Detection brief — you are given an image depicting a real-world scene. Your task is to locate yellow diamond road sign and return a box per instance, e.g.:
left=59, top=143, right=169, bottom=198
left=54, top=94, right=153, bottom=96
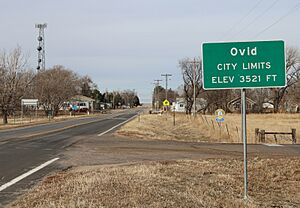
left=163, top=99, right=170, bottom=106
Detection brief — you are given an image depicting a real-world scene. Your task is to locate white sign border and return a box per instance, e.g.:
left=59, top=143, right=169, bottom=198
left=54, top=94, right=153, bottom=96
left=201, top=39, right=287, bottom=90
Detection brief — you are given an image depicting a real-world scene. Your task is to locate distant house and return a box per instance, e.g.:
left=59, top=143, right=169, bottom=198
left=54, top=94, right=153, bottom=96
left=196, top=98, right=208, bottom=111
left=95, top=102, right=113, bottom=110
left=227, top=97, right=256, bottom=112
left=262, top=102, right=274, bottom=109
left=172, top=98, right=186, bottom=112
left=171, top=98, right=207, bottom=113
left=69, top=95, right=95, bottom=112
left=284, top=102, right=299, bottom=113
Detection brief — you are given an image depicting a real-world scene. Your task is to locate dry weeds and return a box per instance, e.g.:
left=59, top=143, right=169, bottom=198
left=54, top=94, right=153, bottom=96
left=117, top=113, right=300, bottom=144
left=10, top=157, right=300, bottom=208
left=0, top=109, right=124, bottom=130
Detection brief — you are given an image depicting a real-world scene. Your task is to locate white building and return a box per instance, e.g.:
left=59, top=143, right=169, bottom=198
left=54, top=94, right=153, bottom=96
left=171, top=98, right=207, bottom=113
left=172, top=99, right=186, bottom=112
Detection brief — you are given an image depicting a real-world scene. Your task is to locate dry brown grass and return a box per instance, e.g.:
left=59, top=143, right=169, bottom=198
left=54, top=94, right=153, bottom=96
left=117, top=113, right=300, bottom=144
left=0, top=110, right=121, bottom=130
left=10, top=157, right=300, bottom=208
left=0, top=114, right=90, bottom=130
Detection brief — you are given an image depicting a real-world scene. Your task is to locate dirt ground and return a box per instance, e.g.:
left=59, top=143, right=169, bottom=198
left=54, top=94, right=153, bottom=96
left=9, top=157, right=300, bottom=208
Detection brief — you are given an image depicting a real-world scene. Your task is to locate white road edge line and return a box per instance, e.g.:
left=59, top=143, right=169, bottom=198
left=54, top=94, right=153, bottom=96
left=0, top=157, right=59, bottom=192
left=98, top=115, right=138, bottom=137
left=262, top=144, right=283, bottom=147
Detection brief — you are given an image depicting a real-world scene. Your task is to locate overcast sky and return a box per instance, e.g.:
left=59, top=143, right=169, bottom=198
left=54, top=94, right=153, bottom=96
left=1, top=0, right=300, bottom=102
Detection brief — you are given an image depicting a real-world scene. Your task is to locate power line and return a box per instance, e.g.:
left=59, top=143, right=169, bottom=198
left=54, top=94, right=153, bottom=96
left=231, top=0, right=280, bottom=39
left=221, top=0, right=264, bottom=40
left=253, top=1, right=300, bottom=38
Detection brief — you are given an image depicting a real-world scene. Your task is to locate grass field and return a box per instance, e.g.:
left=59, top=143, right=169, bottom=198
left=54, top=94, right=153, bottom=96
left=117, top=113, right=300, bottom=144
left=10, top=157, right=300, bottom=208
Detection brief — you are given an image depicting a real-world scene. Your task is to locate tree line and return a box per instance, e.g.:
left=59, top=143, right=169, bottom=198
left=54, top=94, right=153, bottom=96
left=0, top=47, right=140, bottom=124
left=177, top=46, right=300, bottom=114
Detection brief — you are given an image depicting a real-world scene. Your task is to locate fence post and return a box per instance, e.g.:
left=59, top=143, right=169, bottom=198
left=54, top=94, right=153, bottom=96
left=255, top=128, right=260, bottom=143
left=260, top=130, right=265, bottom=143
left=274, top=135, right=278, bottom=144
left=204, top=116, right=209, bottom=125
left=292, top=128, right=296, bottom=144
left=211, top=120, right=215, bottom=130
left=218, top=122, right=222, bottom=138
left=225, top=124, right=230, bottom=137
left=236, top=126, right=240, bottom=142
left=173, top=111, right=175, bottom=126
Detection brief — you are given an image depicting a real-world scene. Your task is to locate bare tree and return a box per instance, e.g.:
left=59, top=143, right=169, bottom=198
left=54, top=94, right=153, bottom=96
left=103, top=90, right=141, bottom=108
left=269, top=47, right=300, bottom=112
left=202, top=89, right=236, bottom=113
left=79, top=75, right=96, bottom=97
left=152, top=85, right=163, bottom=110
left=179, top=57, right=202, bottom=114
left=152, top=86, right=177, bottom=109
left=0, top=47, right=34, bottom=124
left=34, top=65, right=79, bottom=116
left=121, top=90, right=136, bottom=108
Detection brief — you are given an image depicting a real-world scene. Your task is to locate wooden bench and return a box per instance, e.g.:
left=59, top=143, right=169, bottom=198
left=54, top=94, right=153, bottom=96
left=255, top=128, right=296, bottom=144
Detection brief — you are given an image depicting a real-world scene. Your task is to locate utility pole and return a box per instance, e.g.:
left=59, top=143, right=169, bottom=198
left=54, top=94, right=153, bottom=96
left=153, top=79, right=162, bottom=111
left=187, top=58, right=200, bottom=117
left=161, top=74, right=172, bottom=101
left=35, top=23, right=47, bottom=71
left=112, top=91, right=115, bottom=109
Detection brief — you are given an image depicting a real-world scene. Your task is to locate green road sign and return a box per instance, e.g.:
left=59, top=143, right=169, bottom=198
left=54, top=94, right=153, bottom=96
left=202, top=40, right=286, bottom=89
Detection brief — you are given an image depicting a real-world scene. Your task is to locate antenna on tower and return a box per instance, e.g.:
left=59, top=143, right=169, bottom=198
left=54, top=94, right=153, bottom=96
left=35, top=23, right=47, bottom=71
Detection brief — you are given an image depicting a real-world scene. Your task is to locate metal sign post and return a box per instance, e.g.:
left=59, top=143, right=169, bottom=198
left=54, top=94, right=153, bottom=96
left=172, top=105, right=176, bottom=126
left=21, top=99, right=38, bottom=124
left=241, top=88, right=248, bottom=199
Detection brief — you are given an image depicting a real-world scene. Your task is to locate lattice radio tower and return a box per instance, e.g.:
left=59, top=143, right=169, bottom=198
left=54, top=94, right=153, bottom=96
left=35, top=23, right=47, bottom=71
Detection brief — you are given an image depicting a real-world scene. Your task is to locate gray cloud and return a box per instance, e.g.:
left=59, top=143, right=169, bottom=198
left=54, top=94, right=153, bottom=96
left=1, top=0, right=299, bottom=102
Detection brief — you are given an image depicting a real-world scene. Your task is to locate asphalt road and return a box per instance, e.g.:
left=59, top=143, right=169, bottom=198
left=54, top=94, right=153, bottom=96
left=0, top=108, right=299, bottom=207
left=0, top=111, right=130, bottom=141
left=0, top=109, right=140, bottom=206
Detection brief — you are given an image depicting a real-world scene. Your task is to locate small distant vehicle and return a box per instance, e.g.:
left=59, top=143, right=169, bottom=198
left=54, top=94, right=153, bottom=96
left=69, top=102, right=90, bottom=112
left=78, top=102, right=90, bottom=112
left=149, top=109, right=163, bottom=114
